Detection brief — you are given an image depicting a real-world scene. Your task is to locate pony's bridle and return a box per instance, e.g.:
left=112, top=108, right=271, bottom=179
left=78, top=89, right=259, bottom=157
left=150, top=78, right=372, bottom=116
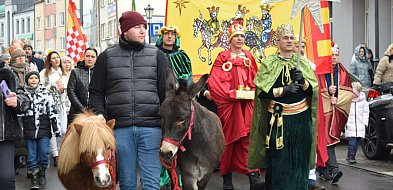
left=89, top=148, right=114, bottom=169
left=162, top=102, right=195, bottom=152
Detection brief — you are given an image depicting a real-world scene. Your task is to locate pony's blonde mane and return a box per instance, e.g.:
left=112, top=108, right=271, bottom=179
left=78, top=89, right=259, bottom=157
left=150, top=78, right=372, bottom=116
left=57, top=111, right=115, bottom=174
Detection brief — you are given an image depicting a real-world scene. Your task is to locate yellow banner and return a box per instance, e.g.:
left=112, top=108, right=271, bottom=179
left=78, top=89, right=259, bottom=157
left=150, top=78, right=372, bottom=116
left=166, top=1, right=301, bottom=76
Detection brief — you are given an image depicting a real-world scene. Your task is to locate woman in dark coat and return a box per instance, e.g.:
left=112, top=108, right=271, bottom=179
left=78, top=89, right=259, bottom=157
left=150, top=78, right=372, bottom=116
left=0, top=60, right=30, bottom=189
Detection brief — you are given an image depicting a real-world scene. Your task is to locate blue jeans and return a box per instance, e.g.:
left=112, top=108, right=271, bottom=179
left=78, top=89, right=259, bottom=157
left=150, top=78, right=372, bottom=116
left=25, top=136, right=50, bottom=172
left=348, top=137, right=361, bottom=155
left=115, top=126, right=162, bottom=190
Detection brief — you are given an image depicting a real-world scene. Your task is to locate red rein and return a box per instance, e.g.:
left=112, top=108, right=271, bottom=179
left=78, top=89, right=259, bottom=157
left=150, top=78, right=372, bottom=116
left=160, top=103, right=195, bottom=190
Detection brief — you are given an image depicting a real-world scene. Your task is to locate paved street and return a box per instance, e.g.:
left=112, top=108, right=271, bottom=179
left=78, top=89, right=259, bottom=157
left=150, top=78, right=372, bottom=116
left=16, top=143, right=393, bottom=190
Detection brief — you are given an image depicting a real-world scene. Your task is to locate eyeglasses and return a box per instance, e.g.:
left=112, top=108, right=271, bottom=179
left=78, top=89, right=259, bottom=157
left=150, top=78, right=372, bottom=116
left=280, top=36, right=295, bottom=41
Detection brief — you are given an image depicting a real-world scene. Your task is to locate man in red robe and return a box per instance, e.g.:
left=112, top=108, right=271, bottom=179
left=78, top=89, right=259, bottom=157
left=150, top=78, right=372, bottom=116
left=316, top=42, right=352, bottom=183
left=208, top=23, right=263, bottom=190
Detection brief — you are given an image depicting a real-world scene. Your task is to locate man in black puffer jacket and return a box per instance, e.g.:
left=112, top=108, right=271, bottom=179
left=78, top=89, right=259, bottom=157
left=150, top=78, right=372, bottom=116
left=0, top=60, right=30, bottom=189
left=89, top=11, right=170, bottom=190
left=67, top=47, right=97, bottom=124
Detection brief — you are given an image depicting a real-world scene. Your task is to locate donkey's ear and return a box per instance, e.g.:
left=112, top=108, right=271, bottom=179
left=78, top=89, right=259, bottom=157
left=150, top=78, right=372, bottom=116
left=106, top=119, right=115, bottom=129
left=166, top=68, right=177, bottom=91
left=74, top=123, right=83, bottom=136
left=188, top=74, right=209, bottom=98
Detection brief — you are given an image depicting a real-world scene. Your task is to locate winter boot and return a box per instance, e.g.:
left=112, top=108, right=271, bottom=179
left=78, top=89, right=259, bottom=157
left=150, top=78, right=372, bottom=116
left=222, top=173, right=234, bottom=190
left=346, top=152, right=356, bottom=164
left=38, top=168, right=47, bottom=188
left=14, top=156, right=20, bottom=176
left=29, top=168, right=40, bottom=190
left=317, top=167, right=331, bottom=181
left=248, top=171, right=265, bottom=190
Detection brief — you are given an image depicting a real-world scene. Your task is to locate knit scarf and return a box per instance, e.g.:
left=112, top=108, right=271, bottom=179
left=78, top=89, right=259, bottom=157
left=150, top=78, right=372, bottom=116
left=10, top=62, right=30, bottom=86
left=25, top=85, right=38, bottom=94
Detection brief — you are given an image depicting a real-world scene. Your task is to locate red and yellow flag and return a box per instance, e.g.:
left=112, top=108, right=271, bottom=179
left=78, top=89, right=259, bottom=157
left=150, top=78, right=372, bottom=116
left=66, top=0, right=89, bottom=63
left=304, top=1, right=332, bottom=74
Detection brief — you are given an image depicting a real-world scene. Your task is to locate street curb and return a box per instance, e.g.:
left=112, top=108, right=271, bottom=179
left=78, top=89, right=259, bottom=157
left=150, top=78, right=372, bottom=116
left=338, top=162, right=393, bottom=177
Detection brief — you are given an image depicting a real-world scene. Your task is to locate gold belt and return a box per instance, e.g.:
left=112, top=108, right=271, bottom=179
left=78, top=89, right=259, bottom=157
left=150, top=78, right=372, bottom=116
left=268, top=99, right=309, bottom=115
left=266, top=99, right=309, bottom=150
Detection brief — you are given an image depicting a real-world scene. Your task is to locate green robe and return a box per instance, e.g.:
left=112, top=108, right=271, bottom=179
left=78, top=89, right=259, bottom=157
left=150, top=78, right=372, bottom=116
left=248, top=53, right=318, bottom=187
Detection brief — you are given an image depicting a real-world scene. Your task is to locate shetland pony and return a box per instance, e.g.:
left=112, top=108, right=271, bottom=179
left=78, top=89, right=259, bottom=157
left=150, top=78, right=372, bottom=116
left=57, top=111, right=116, bottom=190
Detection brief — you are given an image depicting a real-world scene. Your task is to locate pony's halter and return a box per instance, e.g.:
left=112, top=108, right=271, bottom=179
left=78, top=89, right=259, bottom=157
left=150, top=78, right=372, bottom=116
left=89, top=148, right=114, bottom=169
left=162, top=102, right=195, bottom=152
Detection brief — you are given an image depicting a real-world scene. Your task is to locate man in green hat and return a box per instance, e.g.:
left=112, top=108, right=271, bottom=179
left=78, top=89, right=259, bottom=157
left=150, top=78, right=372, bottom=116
left=156, top=25, right=193, bottom=85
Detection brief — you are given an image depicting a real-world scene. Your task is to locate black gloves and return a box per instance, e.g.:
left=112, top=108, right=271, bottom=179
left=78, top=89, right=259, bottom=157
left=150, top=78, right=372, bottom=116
left=282, top=83, right=302, bottom=96
left=293, top=70, right=305, bottom=85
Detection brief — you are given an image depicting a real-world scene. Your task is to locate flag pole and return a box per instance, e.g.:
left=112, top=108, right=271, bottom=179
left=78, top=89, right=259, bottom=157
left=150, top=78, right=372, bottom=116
left=296, top=7, right=304, bottom=70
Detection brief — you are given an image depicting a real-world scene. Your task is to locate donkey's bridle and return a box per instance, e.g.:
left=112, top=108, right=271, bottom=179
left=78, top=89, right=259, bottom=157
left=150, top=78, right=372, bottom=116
left=162, top=102, right=195, bottom=152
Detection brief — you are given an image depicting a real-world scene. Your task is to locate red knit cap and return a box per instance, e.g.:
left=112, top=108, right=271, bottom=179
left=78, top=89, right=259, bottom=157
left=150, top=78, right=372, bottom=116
left=119, top=11, right=147, bottom=33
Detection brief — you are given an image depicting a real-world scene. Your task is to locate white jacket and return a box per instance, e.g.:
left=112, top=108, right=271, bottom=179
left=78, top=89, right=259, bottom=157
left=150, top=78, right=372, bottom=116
left=345, top=92, right=370, bottom=138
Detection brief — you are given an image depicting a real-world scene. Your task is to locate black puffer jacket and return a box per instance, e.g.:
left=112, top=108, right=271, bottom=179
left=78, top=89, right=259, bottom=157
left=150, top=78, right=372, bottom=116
left=67, top=61, right=93, bottom=117
left=0, top=61, right=30, bottom=142
left=89, top=35, right=170, bottom=128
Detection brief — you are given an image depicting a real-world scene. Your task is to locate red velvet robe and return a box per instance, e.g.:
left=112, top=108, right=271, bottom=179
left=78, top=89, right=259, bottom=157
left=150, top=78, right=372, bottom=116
left=208, top=49, right=258, bottom=175
left=316, top=63, right=352, bottom=167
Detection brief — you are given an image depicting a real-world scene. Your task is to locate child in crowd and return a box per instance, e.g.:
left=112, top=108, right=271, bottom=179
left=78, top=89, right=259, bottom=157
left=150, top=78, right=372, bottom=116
left=345, top=82, right=369, bottom=164
left=20, top=71, right=61, bottom=189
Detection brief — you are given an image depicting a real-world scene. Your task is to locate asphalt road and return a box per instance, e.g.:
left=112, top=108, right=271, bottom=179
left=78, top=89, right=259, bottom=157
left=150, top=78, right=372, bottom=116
left=16, top=143, right=393, bottom=190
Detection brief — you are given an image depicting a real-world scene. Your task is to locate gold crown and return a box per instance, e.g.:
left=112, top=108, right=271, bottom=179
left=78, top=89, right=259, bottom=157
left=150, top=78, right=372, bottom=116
left=207, top=6, right=220, bottom=13
left=229, top=23, right=245, bottom=40
left=237, top=4, right=250, bottom=15
left=259, top=5, right=272, bottom=12
left=158, top=25, right=181, bottom=38
left=276, top=24, right=294, bottom=39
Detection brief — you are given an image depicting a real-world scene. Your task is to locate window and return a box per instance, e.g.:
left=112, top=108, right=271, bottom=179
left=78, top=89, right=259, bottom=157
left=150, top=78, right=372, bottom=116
left=27, top=17, right=30, bottom=33
left=16, top=19, right=20, bottom=34
left=53, top=15, right=57, bottom=27
left=60, top=37, right=66, bottom=50
left=108, top=20, right=113, bottom=38
left=101, top=23, right=105, bottom=40
left=21, top=18, right=25, bottom=33
left=46, top=16, right=51, bottom=29
left=37, top=40, right=43, bottom=51
left=46, top=39, right=51, bottom=48
left=59, top=12, right=65, bottom=26
left=1, top=22, right=4, bottom=37
left=37, top=17, right=42, bottom=30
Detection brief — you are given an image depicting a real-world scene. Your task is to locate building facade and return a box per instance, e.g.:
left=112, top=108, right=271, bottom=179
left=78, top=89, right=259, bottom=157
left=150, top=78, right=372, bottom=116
left=0, top=0, right=35, bottom=54
left=34, top=0, right=67, bottom=55
left=332, top=0, right=393, bottom=68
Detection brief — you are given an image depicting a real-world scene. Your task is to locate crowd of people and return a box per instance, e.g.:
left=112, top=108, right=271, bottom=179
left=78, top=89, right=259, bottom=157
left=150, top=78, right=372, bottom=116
left=1, top=10, right=393, bottom=190
left=0, top=39, right=98, bottom=189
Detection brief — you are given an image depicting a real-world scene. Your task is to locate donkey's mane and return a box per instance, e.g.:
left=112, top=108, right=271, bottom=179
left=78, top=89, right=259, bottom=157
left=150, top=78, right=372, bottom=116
left=57, top=111, right=115, bottom=174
